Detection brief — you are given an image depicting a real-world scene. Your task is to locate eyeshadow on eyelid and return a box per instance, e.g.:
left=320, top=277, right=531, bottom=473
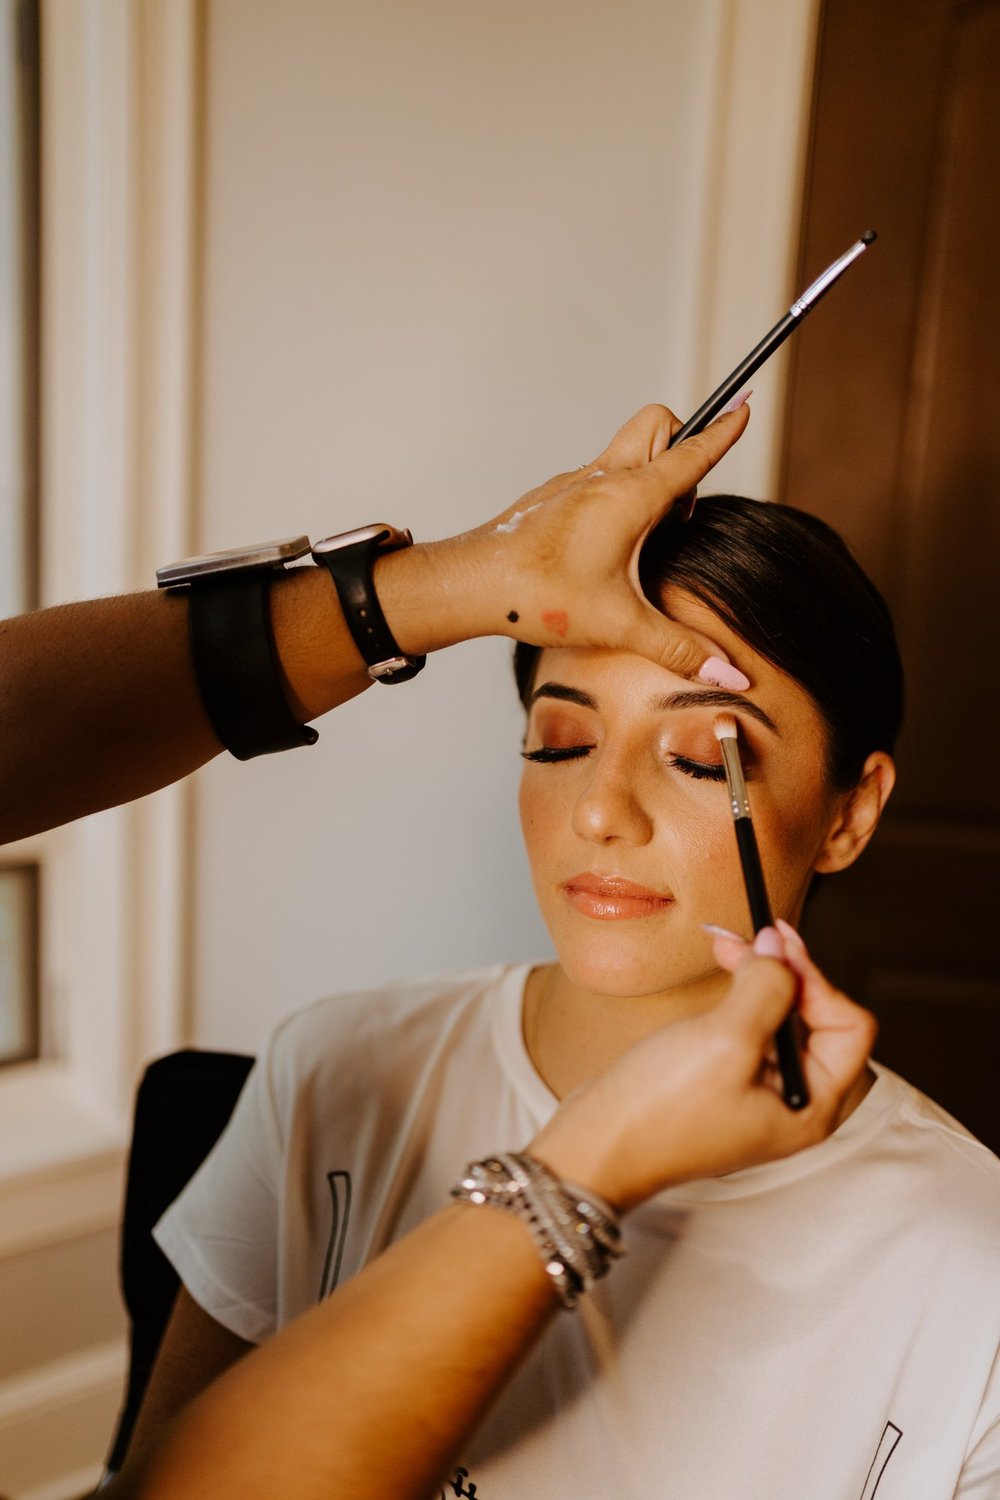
left=532, top=706, right=589, bottom=733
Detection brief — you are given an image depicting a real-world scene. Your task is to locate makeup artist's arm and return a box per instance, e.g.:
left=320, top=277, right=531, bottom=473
left=0, top=403, right=748, bottom=844
left=109, top=934, right=874, bottom=1500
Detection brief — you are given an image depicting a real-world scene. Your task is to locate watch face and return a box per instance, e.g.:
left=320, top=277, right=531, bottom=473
left=156, top=536, right=311, bottom=587
left=311, top=524, right=401, bottom=556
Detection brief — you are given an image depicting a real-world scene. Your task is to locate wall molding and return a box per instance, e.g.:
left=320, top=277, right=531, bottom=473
left=0, top=1135, right=123, bottom=1258
left=693, top=0, right=822, bottom=501
left=0, top=0, right=199, bottom=1248
left=0, top=1339, right=126, bottom=1500
left=2, top=1, right=200, bottom=1488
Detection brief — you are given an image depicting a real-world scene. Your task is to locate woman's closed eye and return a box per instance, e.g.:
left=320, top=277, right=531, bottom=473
left=521, top=744, right=594, bottom=764
left=520, top=745, right=731, bottom=782
left=665, top=753, right=727, bottom=782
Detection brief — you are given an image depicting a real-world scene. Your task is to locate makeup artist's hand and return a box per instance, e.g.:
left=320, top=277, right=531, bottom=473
left=376, top=401, right=752, bottom=691
left=0, top=402, right=749, bottom=842
left=529, top=925, right=876, bottom=1213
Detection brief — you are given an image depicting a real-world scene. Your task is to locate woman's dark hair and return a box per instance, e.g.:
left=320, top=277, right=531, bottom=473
left=513, top=496, right=904, bottom=790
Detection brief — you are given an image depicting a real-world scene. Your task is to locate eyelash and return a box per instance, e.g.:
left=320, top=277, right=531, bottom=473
left=520, top=746, right=727, bottom=782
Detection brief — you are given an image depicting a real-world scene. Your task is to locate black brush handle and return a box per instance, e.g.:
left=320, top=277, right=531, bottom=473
left=668, top=313, right=797, bottom=447
left=734, top=819, right=809, bottom=1112
left=734, top=818, right=773, bottom=931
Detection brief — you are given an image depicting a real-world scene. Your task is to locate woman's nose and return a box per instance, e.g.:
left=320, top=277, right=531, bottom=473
left=571, top=759, right=654, bottom=846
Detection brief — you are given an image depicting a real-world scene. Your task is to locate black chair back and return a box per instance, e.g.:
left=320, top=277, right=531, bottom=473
left=105, top=1048, right=254, bottom=1474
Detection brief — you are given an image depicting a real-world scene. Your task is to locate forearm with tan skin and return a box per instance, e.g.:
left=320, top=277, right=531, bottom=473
left=108, top=934, right=875, bottom=1500
left=0, top=403, right=749, bottom=844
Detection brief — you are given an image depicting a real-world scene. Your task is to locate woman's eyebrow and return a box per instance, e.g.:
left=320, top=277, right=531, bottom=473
left=529, top=682, right=597, bottom=710
left=528, top=681, right=777, bottom=736
left=652, top=688, right=780, bottom=736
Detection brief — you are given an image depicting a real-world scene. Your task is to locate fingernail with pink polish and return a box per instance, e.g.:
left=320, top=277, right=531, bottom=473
left=698, top=657, right=751, bottom=691
left=721, top=387, right=753, bottom=414
left=701, top=922, right=749, bottom=944
left=752, top=927, right=785, bottom=960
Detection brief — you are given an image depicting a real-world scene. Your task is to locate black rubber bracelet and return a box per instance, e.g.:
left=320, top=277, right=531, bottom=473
left=313, top=537, right=426, bottom=683
left=187, top=572, right=318, bottom=760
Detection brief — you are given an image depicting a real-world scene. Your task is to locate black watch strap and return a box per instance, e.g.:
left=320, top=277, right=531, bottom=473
left=187, top=573, right=318, bottom=760
left=313, top=530, right=426, bottom=684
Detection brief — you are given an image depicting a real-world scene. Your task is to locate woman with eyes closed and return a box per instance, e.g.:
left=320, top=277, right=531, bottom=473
left=130, top=495, right=1000, bottom=1500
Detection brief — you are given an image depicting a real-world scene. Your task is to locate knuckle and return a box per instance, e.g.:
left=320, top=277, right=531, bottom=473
left=676, top=431, right=710, bottom=463
left=655, top=633, right=699, bottom=676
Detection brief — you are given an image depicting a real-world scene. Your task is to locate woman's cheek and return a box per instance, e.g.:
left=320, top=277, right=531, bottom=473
left=518, top=772, right=565, bottom=852
left=752, top=792, right=834, bottom=911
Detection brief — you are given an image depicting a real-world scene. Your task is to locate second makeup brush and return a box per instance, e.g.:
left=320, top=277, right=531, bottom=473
left=712, top=713, right=809, bottom=1111
left=668, top=230, right=876, bottom=447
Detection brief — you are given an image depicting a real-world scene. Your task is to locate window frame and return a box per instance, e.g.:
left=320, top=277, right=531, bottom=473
left=0, top=0, right=198, bottom=1254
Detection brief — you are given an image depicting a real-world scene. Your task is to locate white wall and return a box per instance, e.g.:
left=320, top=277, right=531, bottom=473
left=190, top=0, right=820, bottom=1050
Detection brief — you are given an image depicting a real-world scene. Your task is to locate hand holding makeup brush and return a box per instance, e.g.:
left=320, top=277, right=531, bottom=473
left=709, top=920, right=877, bottom=1129
left=531, top=927, right=877, bottom=1213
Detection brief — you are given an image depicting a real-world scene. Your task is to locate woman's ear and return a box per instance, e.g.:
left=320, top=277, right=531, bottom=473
left=814, top=752, right=896, bottom=875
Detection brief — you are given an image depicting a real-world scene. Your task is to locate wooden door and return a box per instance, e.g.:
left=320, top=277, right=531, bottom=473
left=781, top=0, right=1000, bottom=1148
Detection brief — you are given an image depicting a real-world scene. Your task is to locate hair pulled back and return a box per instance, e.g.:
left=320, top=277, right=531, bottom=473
left=513, top=496, right=904, bottom=790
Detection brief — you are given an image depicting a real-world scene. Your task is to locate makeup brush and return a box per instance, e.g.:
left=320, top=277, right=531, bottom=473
left=712, top=713, right=809, bottom=1111
left=668, top=231, right=877, bottom=448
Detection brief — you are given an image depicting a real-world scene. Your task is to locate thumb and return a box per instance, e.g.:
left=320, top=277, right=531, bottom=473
left=620, top=596, right=752, bottom=690
left=594, top=403, right=680, bottom=471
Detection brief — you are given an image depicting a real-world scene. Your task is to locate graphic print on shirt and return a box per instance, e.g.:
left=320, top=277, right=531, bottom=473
left=858, top=1422, right=902, bottom=1500
left=318, top=1169, right=352, bottom=1298
left=440, top=1466, right=479, bottom=1497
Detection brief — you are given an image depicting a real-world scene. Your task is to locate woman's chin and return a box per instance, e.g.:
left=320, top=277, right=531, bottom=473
left=556, top=948, right=712, bottom=1001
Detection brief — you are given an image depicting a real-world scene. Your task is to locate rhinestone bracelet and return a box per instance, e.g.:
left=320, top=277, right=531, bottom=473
left=450, top=1152, right=625, bottom=1309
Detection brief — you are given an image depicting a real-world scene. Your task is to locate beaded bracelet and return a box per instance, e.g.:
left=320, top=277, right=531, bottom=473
left=450, top=1152, right=625, bottom=1309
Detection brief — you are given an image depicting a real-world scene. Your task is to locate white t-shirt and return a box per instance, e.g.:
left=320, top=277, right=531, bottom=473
left=155, top=964, right=1000, bottom=1498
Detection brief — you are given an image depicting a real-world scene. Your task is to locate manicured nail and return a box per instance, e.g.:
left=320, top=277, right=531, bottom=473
left=721, top=387, right=753, bottom=414
left=753, top=926, right=785, bottom=960
left=698, top=656, right=751, bottom=691
left=701, top=922, right=749, bottom=944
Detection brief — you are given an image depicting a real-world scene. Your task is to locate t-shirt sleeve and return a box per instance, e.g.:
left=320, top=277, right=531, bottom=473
left=153, top=1039, right=285, bottom=1345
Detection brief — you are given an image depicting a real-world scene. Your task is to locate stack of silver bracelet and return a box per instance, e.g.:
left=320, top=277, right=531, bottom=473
left=450, top=1152, right=625, bottom=1309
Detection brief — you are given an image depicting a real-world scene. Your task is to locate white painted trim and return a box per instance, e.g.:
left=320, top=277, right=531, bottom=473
left=129, top=0, right=199, bottom=1064
left=0, top=0, right=35, bottom=619
left=694, top=0, right=822, bottom=500
left=0, top=0, right=199, bottom=1198
left=16, top=1466, right=109, bottom=1500
left=0, top=1338, right=125, bottom=1425
left=0, top=1090, right=123, bottom=1255
left=0, top=1339, right=126, bottom=1500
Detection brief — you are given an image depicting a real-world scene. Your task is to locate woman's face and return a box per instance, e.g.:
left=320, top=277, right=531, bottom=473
left=518, top=588, right=848, bottom=999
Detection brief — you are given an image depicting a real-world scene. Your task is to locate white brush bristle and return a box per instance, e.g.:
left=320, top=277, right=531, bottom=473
left=713, top=712, right=738, bottom=742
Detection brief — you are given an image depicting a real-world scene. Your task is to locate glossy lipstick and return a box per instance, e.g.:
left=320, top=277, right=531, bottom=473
left=562, top=874, right=674, bottom=921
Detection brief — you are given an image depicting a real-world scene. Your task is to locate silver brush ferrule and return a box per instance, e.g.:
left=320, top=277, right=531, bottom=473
left=719, top=735, right=751, bottom=820
left=790, top=237, right=869, bottom=317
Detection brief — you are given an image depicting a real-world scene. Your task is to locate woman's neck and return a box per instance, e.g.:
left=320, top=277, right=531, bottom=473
left=524, top=961, right=877, bottom=1128
left=523, top=962, right=729, bottom=1102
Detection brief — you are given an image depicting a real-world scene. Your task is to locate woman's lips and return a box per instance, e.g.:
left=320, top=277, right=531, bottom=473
left=562, top=873, right=674, bottom=921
